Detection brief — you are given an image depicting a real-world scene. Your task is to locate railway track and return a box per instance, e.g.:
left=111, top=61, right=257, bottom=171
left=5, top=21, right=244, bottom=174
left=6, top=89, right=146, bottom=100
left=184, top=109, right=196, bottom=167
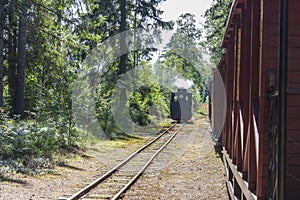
left=58, top=123, right=184, bottom=200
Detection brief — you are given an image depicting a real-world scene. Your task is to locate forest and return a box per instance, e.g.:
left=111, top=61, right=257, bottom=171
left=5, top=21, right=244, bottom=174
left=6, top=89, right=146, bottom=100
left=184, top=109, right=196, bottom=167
left=0, top=0, right=232, bottom=173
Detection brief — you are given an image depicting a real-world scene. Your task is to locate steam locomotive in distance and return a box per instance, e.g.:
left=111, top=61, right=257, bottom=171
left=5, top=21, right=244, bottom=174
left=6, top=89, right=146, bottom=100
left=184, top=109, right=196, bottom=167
left=170, top=88, right=192, bottom=122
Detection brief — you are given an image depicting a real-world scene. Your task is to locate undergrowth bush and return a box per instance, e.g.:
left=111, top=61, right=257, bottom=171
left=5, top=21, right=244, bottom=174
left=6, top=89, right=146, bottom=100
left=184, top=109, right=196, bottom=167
left=0, top=110, right=79, bottom=174
left=129, top=85, right=170, bottom=126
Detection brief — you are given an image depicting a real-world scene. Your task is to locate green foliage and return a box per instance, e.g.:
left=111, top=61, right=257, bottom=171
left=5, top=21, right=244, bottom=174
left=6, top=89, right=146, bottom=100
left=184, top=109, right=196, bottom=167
left=161, top=14, right=205, bottom=91
left=78, top=0, right=173, bottom=138
left=0, top=0, right=83, bottom=172
left=203, top=0, right=233, bottom=65
left=128, top=62, right=170, bottom=126
left=0, top=110, right=75, bottom=173
left=129, top=84, right=169, bottom=126
left=156, top=13, right=215, bottom=114
left=0, top=0, right=175, bottom=173
left=190, top=85, right=201, bottom=112
left=93, top=60, right=171, bottom=138
left=95, top=67, right=119, bottom=139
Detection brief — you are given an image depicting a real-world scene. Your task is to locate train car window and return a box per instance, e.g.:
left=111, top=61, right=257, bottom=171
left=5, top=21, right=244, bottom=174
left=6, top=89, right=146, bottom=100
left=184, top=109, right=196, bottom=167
left=186, top=96, right=188, bottom=101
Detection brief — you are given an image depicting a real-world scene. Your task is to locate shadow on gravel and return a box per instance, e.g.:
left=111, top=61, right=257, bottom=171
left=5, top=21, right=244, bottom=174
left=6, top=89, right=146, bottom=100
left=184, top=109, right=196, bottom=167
left=0, top=174, right=28, bottom=185
left=57, top=163, right=84, bottom=171
left=213, top=137, right=223, bottom=161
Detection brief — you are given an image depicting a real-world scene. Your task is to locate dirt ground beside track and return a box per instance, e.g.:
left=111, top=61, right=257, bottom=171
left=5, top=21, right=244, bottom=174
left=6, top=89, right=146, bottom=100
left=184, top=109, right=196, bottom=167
left=0, top=117, right=228, bottom=200
left=123, top=117, right=228, bottom=200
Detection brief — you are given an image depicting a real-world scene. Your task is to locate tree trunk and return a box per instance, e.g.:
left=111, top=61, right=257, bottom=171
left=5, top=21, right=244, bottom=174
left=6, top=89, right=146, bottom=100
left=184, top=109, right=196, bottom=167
left=118, top=0, right=128, bottom=104
left=8, top=0, right=17, bottom=112
left=119, top=0, right=127, bottom=76
left=15, top=0, right=27, bottom=117
left=0, top=0, right=5, bottom=107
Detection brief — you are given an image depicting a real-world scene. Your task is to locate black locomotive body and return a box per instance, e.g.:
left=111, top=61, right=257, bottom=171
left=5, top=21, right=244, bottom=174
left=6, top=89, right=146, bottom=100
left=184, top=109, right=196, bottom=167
left=170, top=89, right=192, bottom=121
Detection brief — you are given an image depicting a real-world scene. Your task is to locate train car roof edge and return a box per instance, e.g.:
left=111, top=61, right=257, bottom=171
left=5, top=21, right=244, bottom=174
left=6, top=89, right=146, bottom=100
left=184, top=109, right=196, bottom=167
left=221, top=0, right=241, bottom=48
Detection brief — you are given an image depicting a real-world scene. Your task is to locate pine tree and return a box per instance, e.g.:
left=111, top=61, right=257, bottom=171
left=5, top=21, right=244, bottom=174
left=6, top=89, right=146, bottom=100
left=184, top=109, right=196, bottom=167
left=203, top=0, right=232, bottom=65
left=0, top=0, right=5, bottom=107
left=14, top=0, right=28, bottom=117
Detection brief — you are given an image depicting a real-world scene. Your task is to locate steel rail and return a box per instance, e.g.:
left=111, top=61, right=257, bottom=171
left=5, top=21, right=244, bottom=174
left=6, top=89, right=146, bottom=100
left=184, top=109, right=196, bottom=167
left=63, top=123, right=178, bottom=200
left=111, top=123, right=184, bottom=200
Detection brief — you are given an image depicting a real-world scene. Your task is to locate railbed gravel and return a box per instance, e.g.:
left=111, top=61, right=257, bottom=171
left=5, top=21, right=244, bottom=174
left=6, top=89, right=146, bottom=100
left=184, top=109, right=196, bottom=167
left=0, top=117, right=228, bottom=200
left=123, top=118, right=228, bottom=200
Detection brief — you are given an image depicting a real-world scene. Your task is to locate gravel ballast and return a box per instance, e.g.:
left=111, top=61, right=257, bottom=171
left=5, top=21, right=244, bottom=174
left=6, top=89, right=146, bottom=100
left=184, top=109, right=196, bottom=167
left=0, top=117, right=228, bottom=200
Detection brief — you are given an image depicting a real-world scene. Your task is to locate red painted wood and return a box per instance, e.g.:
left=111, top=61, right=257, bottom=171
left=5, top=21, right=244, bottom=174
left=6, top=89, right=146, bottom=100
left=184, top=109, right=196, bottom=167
left=216, top=0, right=300, bottom=199
left=286, top=155, right=300, bottom=165
left=266, top=36, right=300, bottom=47
left=286, top=166, right=300, bottom=179
left=240, top=0, right=252, bottom=177
left=257, top=0, right=279, bottom=198
left=287, top=119, right=300, bottom=130
left=287, top=107, right=300, bottom=119
left=286, top=0, right=300, bottom=198
left=248, top=0, right=260, bottom=192
left=287, top=96, right=300, bottom=106
left=286, top=142, right=300, bottom=154
left=286, top=189, right=300, bottom=200
left=227, top=28, right=235, bottom=157
left=288, top=130, right=300, bottom=140
left=289, top=25, right=300, bottom=36
left=288, top=71, right=300, bottom=83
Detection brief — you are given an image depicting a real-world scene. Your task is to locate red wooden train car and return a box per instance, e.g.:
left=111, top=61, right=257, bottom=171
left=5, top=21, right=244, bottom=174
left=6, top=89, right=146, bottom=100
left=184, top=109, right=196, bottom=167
left=211, top=0, right=300, bottom=199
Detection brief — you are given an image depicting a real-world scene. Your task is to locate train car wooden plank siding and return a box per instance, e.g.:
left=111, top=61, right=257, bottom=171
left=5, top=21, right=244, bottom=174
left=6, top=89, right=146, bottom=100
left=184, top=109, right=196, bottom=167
left=211, top=0, right=300, bottom=199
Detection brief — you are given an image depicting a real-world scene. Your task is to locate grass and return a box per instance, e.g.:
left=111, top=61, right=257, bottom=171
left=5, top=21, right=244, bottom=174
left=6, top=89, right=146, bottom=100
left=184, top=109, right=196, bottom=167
left=87, top=136, right=148, bottom=151
left=0, top=118, right=172, bottom=179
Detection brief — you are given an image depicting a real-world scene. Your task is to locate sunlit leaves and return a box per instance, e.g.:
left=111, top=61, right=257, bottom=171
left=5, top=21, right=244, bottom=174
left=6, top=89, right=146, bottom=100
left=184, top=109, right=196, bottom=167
left=203, top=0, right=232, bottom=65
